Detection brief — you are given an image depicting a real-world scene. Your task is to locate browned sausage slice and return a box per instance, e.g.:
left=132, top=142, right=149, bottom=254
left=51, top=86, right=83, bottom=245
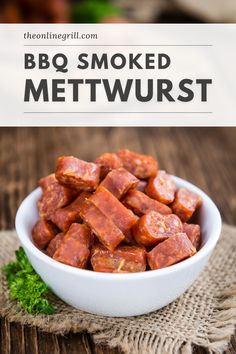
left=95, top=152, right=123, bottom=178
left=147, top=233, right=196, bottom=270
left=145, top=170, right=176, bottom=204
left=53, top=223, right=92, bottom=268
left=46, top=232, right=64, bottom=257
left=39, top=173, right=57, bottom=191
left=38, top=174, right=77, bottom=220
left=32, top=218, right=58, bottom=249
left=117, top=149, right=158, bottom=179
left=171, top=188, right=202, bottom=222
left=101, top=168, right=139, bottom=199
left=91, top=243, right=146, bottom=273
left=183, top=223, right=201, bottom=250
left=56, top=156, right=100, bottom=191
left=80, top=200, right=125, bottom=251
left=51, top=192, right=91, bottom=232
left=123, top=189, right=172, bottom=216
left=90, top=186, right=137, bottom=237
left=133, top=211, right=183, bottom=247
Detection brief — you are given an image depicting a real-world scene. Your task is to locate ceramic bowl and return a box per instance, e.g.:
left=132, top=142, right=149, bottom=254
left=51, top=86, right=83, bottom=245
left=15, top=176, right=221, bottom=317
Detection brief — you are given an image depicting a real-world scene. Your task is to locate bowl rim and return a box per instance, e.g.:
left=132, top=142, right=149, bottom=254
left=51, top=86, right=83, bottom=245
left=15, top=175, right=222, bottom=281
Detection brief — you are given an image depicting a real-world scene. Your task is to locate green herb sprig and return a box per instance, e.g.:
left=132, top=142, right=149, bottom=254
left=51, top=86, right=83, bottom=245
left=3, top=247, right=55, bottom=315
left=72, top=0, right=121, bottom=23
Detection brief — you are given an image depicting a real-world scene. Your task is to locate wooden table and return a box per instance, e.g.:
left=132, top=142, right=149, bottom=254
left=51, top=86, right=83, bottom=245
left=0, top=127, right=235, bottom=354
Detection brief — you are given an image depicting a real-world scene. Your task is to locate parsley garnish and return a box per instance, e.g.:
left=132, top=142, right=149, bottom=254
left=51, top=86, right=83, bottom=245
left=2, top=247, right=55, bottom=315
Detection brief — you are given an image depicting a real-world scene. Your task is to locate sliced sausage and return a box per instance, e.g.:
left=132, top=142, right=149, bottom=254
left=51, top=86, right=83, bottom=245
left=56, top=156, right=100, bottom=191
left=171, top=188, right=202, bottom=222
left=117, top=149, right=158, bottom=179
left=183, top=223, right=201, bottom=250
left=147, top=233, right=196, bottom=270
left=133, top=211, right=183, bottom=247
left=51, top=192, right=91, bottom=232
left=80, top=200, right=125, bottom=251
left=38, top=174, right=77, bottom=220
left=123, top=189, right=172, bottom=216
left=91, top=243, right=146, bottom=273
left=145, top=170, right=176, bottom=204
left=53, top=223, right=92, bottom=268
left=95, top=152, right=123, bottom=178
left=89, top=186, right=137, bottom=238
left=39, top=173, right=57, bottom=191
left=32, top=218, right=58, bottom=249
left=46, top=232, right=64, bottom=257
left=122, top=210, right=139, bottom=244
left=101, top=167, right=139, bottom=199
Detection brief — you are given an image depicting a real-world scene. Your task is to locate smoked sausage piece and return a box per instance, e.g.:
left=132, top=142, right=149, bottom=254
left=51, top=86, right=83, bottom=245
left=133, top=211, right=183, bottom=247
left=147, top=233, right=196, bottom=270
left=89, top=186, right=137, bottom=237
left=117, top=149, right=158, bottom=179
left=46, top=232, right=64, bottom=257
left=91, top=243, right=146, bottom=273
left=51, top=192, right=91, bottom=232
left=183, top=223, right=201, bottom=250
left=123, top=210, right=139, bottom=244
left=145, top=170, right=176, bottom=204
left=38, top=174, right=77, bottom=220
left=171, top=188, right=202, bottom=222
left=39, top=173, right=57, bottom=191
left=32, top=218, right=58, bottom=249
left=56, top=156, right=100, bottom=191
left=101, top=167, right=139, bottom=199
left=123, top=189, right=172, bottom=216
left=95, top=152, right=123, bottom=178
left=53, top=223, right=92, bottom=268
left=80, top=200, right=125, bottom=251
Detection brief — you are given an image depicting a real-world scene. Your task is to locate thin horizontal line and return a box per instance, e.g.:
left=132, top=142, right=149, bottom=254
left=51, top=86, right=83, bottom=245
left=23, top=111, right=213, bottom=114
left=23, top=44, right=213, bottom=47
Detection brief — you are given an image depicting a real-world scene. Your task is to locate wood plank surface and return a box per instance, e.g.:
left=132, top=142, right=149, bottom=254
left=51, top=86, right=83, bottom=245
left=0, top=127, right=235, bottom=354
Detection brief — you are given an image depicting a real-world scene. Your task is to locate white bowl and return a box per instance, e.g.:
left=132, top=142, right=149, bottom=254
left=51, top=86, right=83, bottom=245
left=15, top=176, right=221, bottom=317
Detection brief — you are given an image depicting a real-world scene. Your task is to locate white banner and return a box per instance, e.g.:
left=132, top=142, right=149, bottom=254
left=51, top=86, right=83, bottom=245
left=0, top=24, right=235, bottom=126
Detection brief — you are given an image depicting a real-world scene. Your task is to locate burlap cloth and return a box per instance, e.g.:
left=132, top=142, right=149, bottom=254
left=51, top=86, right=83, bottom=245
left=0, top=224, right=236, bottom=354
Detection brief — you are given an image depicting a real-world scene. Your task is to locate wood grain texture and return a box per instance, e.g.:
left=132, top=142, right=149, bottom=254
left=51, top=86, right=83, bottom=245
left=0, top=127, right=235, bottom=354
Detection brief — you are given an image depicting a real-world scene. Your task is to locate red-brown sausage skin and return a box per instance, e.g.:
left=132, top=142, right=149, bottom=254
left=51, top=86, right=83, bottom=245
left=53, top=223, right=92, bottom=268
left=117, top=149, right=158, bottom=179
left=123, top=210, right=139, bottom=244
left=133, top=211, right=183, bottom=247
left=56, top=156, right=100, bottom=191
left=38, top=174, right=77, bottom=220
left=171, top=188, right=202, bottom=222
left=95, top=153, right=123, bottom=178
left=147, top=233, right=196, bottom=270
left=80, top=200, right=125, bottom=251
left=183, top=223, right=201, bottom=250
left=145, top=170, right=176, bottom=204
left=123, top=189, right=172, bottom=216
left=39, top=173, right=57, bottom=191
left=51, top=192, right=91, bottom=232
left=46, top=232, right=64, bottom=257
left=91, top=243, right=146, bottom=273
left=89, top=186, right=137, bottom=237
left=32, top=218, right=58, bottom=249
left=101, top=168, right=139, bottom=199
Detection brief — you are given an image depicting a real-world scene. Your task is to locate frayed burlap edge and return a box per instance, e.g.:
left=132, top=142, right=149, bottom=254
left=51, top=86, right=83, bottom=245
left=91, top=284, right=236, bottom=354
left=0, top=224, right=236, bottom=354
